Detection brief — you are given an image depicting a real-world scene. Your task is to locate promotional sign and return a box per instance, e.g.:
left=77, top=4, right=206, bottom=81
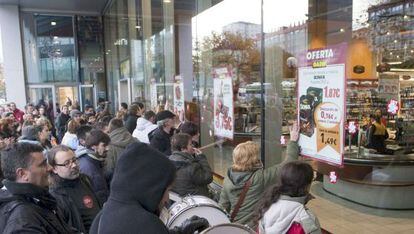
left=378, top=74, right=399, bottom=100
left=213, top=67, right=234, bottom=139
left=297, top=44, right=346, bottom=166
left=150, top=79, right=157, bottom=109
left=173, top=75, right=185, bottom=121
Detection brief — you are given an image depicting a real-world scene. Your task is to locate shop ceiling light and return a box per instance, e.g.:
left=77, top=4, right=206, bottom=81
left=51, top=21, right=56, bottom=26
left=164, top=0, right=171, bottom=3
left=339, top=28, right=345, bottom=32
left=135, top=25, right=141, bottom=29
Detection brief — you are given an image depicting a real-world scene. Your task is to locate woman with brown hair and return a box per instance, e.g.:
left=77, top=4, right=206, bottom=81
left=255, top=161, right=321, bottom=234
left=219, top=122, right=300, bottom=228
left=61, top=120, right=80, bottom=150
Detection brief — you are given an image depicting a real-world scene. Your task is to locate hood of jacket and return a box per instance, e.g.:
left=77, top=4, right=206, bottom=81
left=0, top=180, right=57, bottom=210
left=75, top=145, right=91, bottom=158
left=227, top=168, right=255, bottom=186
left=135, top=117, right=153, bottom=131
left=169, top=151, right=194, bottom=162
left=109, top=142, right=176, bottom=215
left=17, top=139, right=42, bottom=146
left=260, top=195, right=314, bottom=234
left=75, top=146, right=104, bottom=162
left=109, top=127, right=137, bottom=148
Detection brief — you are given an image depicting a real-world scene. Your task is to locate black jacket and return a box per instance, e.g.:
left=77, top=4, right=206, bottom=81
left=76, top=148, right=109, bottom=205
left=49, top=174, right=102, bottom=233
left=0, top=180, right=76, bottom=233
left=169, top=151, right=213, bottom=197
left=124, top=114, right=139, bottom=134
left=55, top=113, right=70, bottom=141
left=149, top=127, right=174, bottom=155
left=90, top=142, right=176, bottom=234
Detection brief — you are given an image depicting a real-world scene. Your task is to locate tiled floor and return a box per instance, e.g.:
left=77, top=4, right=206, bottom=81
left=308, top=182, right=414, bottom=234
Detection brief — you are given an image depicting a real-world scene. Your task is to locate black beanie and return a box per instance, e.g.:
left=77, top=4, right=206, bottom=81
left=109, top=142, right=176, bottom=214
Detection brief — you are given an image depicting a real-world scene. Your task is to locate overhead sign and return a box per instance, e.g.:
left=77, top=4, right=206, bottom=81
left=298, top=43, right=347, bottom=167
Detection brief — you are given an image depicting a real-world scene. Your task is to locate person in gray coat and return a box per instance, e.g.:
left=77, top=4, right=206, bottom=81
left=105, top=118, right=138, bottom=184
left=169, top=133, right=213, bottom=197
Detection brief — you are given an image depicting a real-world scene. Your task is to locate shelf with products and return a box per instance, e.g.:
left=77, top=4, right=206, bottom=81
left=282, top=79, right=297, bottom=129
left=399, top=85, right=414, bottom=111
left=346, top=79, right=388, bottom=124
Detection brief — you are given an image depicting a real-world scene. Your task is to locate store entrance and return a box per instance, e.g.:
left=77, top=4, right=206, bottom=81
left=79, top=85, right=96, bottom=111
left=28, top=84, right=80, bottom=115
left=118, top=78, right=131, bottom=106
left=28, top=85, right=57, bottom=114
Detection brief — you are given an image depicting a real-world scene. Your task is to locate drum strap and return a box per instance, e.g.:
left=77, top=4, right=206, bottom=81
left=230, top=175, right=253, bottom=222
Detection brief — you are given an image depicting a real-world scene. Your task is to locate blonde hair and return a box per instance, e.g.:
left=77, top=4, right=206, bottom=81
left=232, top=141, right=262, bottom=172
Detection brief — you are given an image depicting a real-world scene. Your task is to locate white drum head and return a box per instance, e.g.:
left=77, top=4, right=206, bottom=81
left=168, top=205, right=230, bottom=228
left=201, top=223, right=255, bottom=234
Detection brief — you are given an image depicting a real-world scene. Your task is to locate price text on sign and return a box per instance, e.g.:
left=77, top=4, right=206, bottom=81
left=324, top=87, right=340, bottom=98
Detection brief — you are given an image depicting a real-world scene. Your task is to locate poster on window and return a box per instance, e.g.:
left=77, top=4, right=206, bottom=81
left=173, top=76, right=185, bottom=121
left=297, top=43, right=347, bottom=166
left=213, top=67, right=234, bottom=139
left=150, top=79, right=157, bottom=110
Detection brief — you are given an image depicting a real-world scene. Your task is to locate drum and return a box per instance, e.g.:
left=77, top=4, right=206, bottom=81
left=200, top=223, right=256, bottom=234
left=169, top=191, right=182, bottom=203
left=166, top=195, right=230, bottom=228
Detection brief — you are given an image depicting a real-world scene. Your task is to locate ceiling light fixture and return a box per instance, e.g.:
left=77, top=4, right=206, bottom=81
left=51, top=21, right=56, bottom=26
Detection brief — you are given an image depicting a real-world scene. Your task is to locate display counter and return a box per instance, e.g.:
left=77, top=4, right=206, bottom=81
left=312, top=149, right=414, bottom=209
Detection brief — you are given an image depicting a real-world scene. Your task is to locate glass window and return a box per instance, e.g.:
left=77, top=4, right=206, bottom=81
left=77, top=16, right=106, bottom=109
left=193, top=0, right=262, bottom=175
left=22, top=14, right=77, bottom=83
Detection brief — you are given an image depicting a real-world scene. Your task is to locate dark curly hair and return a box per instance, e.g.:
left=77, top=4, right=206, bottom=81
left=253, top=161, right=314, bottom=225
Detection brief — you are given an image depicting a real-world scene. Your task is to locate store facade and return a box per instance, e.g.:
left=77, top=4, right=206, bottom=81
left=20, top=13, right=107, bottom=112
left=103, top=0, right=414, bottom=211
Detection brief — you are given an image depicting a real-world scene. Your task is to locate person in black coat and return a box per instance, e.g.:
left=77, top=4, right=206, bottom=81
left=48, top=145, right=102, bottom=233
left=149, top=110, right=176, bottom=155
left=0, top=143, right=75, bottom=233
left=124, top=104, right=142, bottom=134
left=169, top=133, right=213, bottom=197
left=90, top=142, right=209, bottom=234
left=55, top=105, right=71, bottom=143
left=76, top=129, right=111, bottom=204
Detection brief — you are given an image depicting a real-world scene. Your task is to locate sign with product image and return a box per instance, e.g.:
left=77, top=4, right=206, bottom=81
left=173, top=75, right=185, bottom=121
left=297, top=44, right=347, bottom=166
left=150, top=79, right=157, bottom=110
left=213, top=67, right=234, bottom=139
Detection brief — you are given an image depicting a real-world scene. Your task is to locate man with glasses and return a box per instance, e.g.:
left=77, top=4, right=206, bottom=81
left=48, top=145, right=101, bottom=233
left=0, top=143, right=75, bottom=233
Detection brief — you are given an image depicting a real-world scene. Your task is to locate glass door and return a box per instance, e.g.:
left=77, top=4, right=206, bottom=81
left=28, top=85, right=57, bottom=114
left=79, top=84, right=96, bottom=111
left=56, top=86, right=79, bottom=109
left=118, top=78, right=131, bottom=106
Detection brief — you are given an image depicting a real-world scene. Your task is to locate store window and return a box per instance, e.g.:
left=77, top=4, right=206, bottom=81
left=22, top=14, right=77, bottom=83
left=103, top=0, right=414, bottom=231
left=77, top=16, right=106, bottom=109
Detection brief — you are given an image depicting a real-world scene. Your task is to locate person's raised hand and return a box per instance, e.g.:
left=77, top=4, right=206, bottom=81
left=289, top=121, right=299, bottom=142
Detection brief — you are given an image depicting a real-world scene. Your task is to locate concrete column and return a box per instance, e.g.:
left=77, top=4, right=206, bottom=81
left=176, top=13, right=193, bottom=103
left=0, top=5, right=27, bottom=109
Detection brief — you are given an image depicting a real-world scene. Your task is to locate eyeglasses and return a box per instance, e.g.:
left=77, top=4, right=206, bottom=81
left=55, top=157, right=79, bottom=168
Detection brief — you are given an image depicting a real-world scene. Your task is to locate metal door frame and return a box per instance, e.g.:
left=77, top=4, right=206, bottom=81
left=79, top=84, right=97, bottom=111
left=27, top=84, right=57, bottom=115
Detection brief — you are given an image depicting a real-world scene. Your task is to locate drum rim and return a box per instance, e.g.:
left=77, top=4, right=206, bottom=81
left=201, top=223, right=255, bottom=233
left=167, top=204, right=229, bottom=228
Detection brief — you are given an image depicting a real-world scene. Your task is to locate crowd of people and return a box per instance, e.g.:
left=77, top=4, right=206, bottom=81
left=0, top=99, right=322, bottom=234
